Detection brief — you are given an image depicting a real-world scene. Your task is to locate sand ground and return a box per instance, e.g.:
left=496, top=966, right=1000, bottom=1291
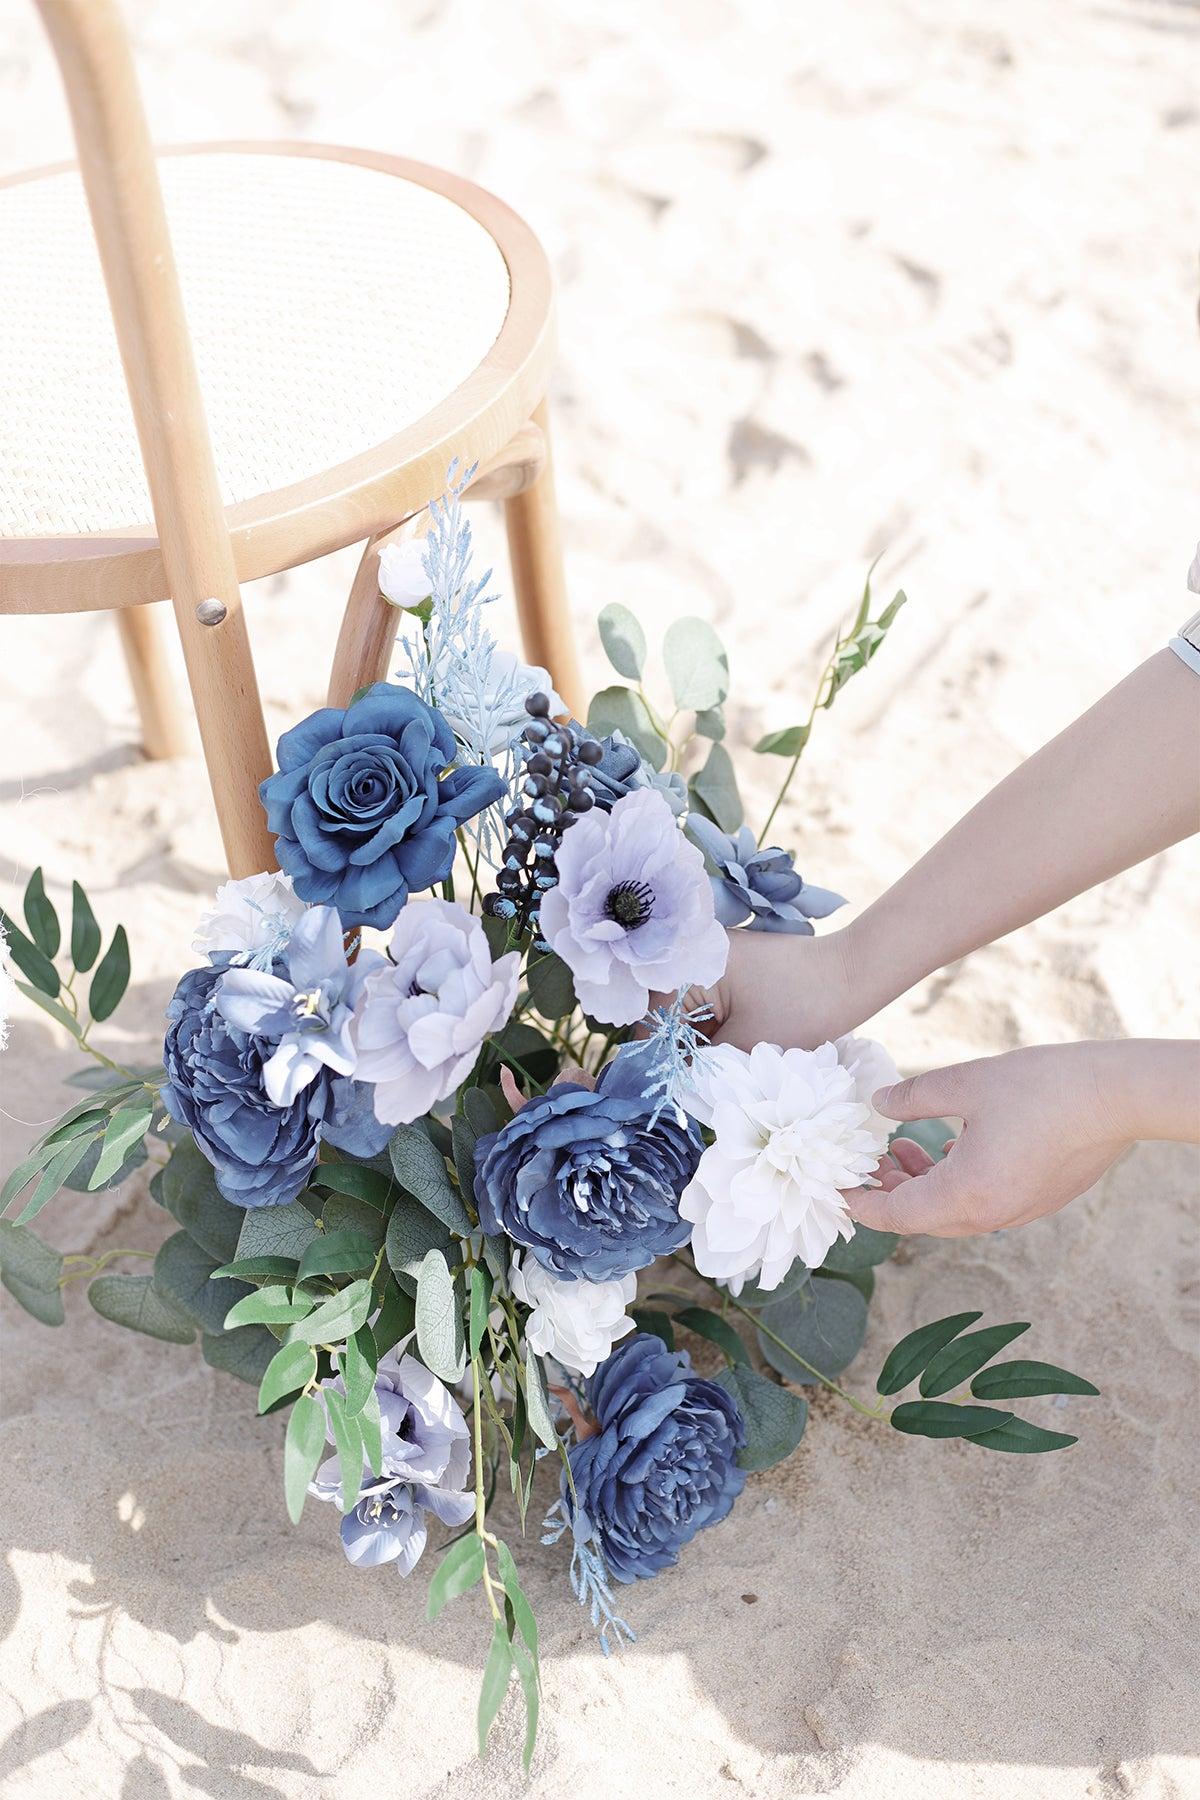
left=2, top=2, right=1199, bottom=1796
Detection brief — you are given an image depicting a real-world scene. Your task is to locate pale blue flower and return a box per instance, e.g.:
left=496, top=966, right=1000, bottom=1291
left=688, top=817, right=845, bottom=935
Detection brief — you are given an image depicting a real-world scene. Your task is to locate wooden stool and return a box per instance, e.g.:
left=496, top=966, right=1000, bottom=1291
left=0, top=0, right=583, bottom=876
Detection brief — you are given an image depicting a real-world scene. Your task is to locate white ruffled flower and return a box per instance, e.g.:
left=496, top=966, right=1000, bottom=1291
left=509, top=1254, right=637, bottom=1378
left=678, top=1039, right=893, bottom=1294
left=354, top=898, right=519, bottom=1125
left=834, top=1032, right=901, bottom=1145
left=192, top=871, right=305, bottom=965
left=378, top=539, right=433, bottom=609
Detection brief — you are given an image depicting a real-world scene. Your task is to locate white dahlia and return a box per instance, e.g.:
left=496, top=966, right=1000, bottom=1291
left=678, top=1039, right=893, bottom=1294
left=509, top=1255, right=637, bottom=1378
left=834, top=1032, right=901, bottom=1147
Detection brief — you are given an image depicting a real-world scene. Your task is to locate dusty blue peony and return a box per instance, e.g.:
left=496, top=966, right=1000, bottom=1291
left=161, top=964, right=387, bottom=1209
left=473, top=1055, right=701, bottom=1281
left=688, top=816, right=845, bottom=935
left=564, top=1333, right=746, bottom=1582
left=259, top=683, right=503, bottom=930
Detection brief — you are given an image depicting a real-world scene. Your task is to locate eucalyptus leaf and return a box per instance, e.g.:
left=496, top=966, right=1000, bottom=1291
left=689, top=741, right=743, bottom=832
left=389, top=1124, right=472, bottom=1234
left=525, top=952, right=577, bottom=1022
left=202, top=1325, right=278, bottom=1384
left=663, top=616, right=729, bottom=711
left=153, top=1230, right=249, bottom=1333
left=694, top=706, right=725, bottom=741
left=0, top=1221, right=65, bottom=1326
left=414, top=1248, right=466, bottom=1383
left=161, top=1138, right=243, bottom=1262
left=235, top=1199, right=318, bottom=1263
left=319, top=1193, right=386, bottom=1251
left=715, top=1363, right=808, bottom=1472
left=757, top=1273, right=868, bottom=1383
left=385, top=1198, right=452, bottom=1295
left=89, top=925, right=130, bottom=1022
left=88, top=1273, right=196, bottom=1344
left=597, top=602, right=647, bottom=680
left=820, top=1224, right=899, bottom=1273
left=586, top=686, right=667, bottom=771
left=70, top=882, right=102, bottom=973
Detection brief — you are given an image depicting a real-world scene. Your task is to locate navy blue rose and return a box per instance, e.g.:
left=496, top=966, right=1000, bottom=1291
left=161, top=966, right=388, bottom=1209
left=473, top=1058, right=700, bottom=1281
left=565, top=1333, right=746, bottom=1582
left=260, top=683, right=504, bottom=930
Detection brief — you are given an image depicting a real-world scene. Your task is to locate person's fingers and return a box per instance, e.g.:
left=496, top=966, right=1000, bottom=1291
left=873, top=1064, right=968, bottom=1125
left=888, top=1137, right=936, bottom=1178
left=847, top=1151, right=984, bottom=1237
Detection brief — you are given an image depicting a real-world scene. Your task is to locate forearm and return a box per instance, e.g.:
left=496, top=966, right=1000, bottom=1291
left=1089, top=1038, right=1200, bottom=1145
left=837, top=650, right=1200, bottom=1023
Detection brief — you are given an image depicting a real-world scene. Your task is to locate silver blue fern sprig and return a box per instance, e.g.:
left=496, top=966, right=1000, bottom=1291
left=636, top=994, right=714, bottom=1128
left=542, top=1496, right=636, bottom=1655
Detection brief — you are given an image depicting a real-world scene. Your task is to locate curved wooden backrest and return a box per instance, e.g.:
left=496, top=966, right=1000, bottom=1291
left=34, top=0, right=275, bottom=876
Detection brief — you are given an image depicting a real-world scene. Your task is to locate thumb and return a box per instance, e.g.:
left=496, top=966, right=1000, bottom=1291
left=872, top=1064, right=964, bottom=1124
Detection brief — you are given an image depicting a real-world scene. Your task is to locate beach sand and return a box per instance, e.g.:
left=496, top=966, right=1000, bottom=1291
left=2, top=2, right=1198, bottom=1795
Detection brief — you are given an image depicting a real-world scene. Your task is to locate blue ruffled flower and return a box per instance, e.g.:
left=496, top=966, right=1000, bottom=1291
left=587, top=729, right=687, bottom=818
left=161, top=965, right=388, bottom=1209
left=688, top=817, right=845, bottom=935
left=260, top=683, right=504, bottom=930
left=565, top=1333, right=746, bottom=1582
left=473, top=1055, right=701, bottom=1281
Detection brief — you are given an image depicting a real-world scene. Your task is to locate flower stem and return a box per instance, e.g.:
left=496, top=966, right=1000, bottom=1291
left=471, top=1351, right=503, bottom=1622
left=58, top=1246, right=154, bottom=1287
left=757, top=625, right=841, bottom=846
left=669, top=1256, right=890, bottom=1421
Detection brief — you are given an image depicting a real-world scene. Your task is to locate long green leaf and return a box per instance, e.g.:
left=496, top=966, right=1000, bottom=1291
left=509, top=1632, right=539, bottom=1772
left=969, top=1415, right=1079, bottom=1454
left=13, top=980, right=83, bottom=1039
left=258, top=1339, right=317, bottom=1413
left=426, top=1534, right=485, bottom=1620
left=469, top=1263, right=493, bottom=1361
left=340, top=1324, right=377, bottom=1415
left=296, top=1230, right=376, bottom=1282
left=477, top=1622, right=514, bottom=1758
left=284, top=1393, right=327, bottom=1523
left=970, top=1360, right=1099, bottom=1401
left=0, top=906, right=60, bottom=996
left=673, top=1305, right=750, bottom=1365
left=522, top=1349, right=558, bottom=1451
left=87, top=1099, right=154, bottom=1190
left=324, top=1387, right=365, bottom=1513
left=310, top=1163, right=395, bottom=1213
left=89, top=925, right=130, bottom=1022
left=495, top=1540, right=539, bottom=1665
left=23, top=868, right=60, bottom=957
left=876, top=1310, right=983, bottom=1396
left=291, top=1278, right=372, bottom=1347
left=70, top=882, right=102, bottom=972
left=15, top=1130, right=98, bottom=1225
left=918, top=1321, right=1030, bottom=1398
left=890, top=1400, right=1011, bottom=1440
left=224, top=1284, right=314, bottom=1330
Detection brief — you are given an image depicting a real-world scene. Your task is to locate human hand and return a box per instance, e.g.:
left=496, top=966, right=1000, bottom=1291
left=847, top=1043, right=1134, bottom=1237
left=679, top=925, right=861, bottom=1053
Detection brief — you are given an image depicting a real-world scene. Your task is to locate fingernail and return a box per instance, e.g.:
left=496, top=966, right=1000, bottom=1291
left=872, top=1086, right=894, bottom=1108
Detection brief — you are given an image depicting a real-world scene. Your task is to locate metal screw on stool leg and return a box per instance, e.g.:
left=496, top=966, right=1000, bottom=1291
left=195, top=597, right=227, bottom=626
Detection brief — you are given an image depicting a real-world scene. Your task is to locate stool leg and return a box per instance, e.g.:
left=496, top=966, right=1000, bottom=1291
left=115, top=606, right=186, bottom=759
left=503, top=398, right=584, bottom=718
left=328, top=513, right=428, bottom=708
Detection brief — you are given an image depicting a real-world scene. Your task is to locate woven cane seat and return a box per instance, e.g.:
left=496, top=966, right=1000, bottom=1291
left=0, top=144, right=551, bottom=612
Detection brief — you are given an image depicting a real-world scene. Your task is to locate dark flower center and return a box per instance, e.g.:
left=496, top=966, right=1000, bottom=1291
left=604, top=879, right=654, bottom=929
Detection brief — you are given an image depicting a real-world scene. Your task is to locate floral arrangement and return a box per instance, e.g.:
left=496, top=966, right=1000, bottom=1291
left=0, top=470, right=1097, bottom=1768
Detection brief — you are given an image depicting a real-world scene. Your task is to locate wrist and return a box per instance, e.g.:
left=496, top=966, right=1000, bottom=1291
left=1082, top=1039, right=1200, bottom=1147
